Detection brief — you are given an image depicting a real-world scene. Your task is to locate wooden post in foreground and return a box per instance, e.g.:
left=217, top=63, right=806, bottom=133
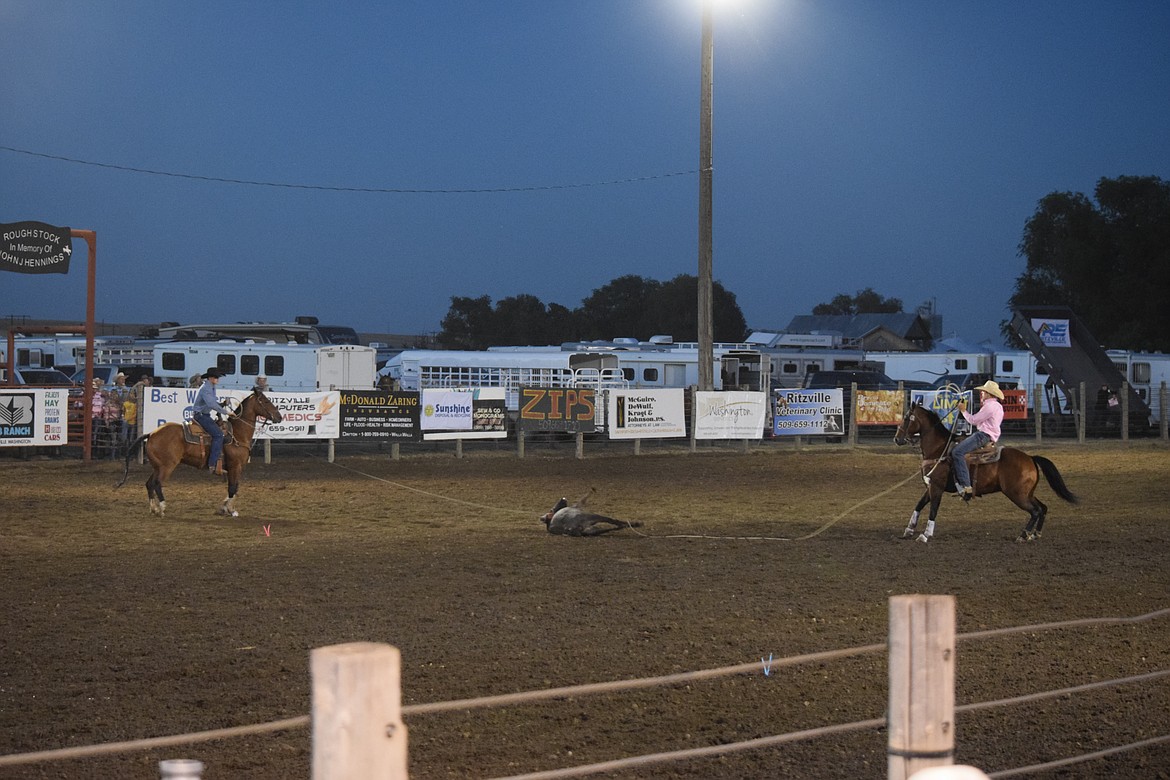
left=311, top=642, right=408, bottom=780
left=888, top=595, right=955, bottom=780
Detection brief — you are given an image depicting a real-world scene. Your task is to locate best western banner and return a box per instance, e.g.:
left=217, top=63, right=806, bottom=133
left=1, top=221, right=72, bottom=274
left=694, top=391, right=766, bottom=439
left=141, top=388, right=340, bottom=439
left=772, top=389, right=845, bottom=436
left=0, top=388, right=69, bottom=447
left=421, top=388, right=506, bottom=440
left=606, top=389, right=686, bottom=440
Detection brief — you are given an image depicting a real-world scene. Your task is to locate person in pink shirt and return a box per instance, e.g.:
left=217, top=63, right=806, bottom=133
left=950, top=380, right=1005, bottom=500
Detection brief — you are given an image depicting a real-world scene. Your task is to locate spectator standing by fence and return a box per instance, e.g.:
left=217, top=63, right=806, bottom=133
left=128, top=375, right=152, bottom=441
left=101, top=386, right=123, bottom=458
left=89, top=378, right=107, bottom=458
left=108, top=372, right=131, bottom=449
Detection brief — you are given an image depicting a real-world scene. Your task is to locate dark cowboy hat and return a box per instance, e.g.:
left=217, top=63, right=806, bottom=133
left=204, top=367, right=225, bottom=379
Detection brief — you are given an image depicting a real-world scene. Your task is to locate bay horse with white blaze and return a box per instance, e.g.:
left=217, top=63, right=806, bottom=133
left=116, top=390, right=282, bottom=517
left=893, top=403, right=1078, bottom=542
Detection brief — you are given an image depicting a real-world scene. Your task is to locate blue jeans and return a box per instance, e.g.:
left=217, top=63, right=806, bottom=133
left=950, top=431, right=991, bottom=490
left=193, top=412, right=224, bottom=469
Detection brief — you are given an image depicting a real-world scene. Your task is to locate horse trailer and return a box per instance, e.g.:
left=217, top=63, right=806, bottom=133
left=379, top=349, right=626, bottom=412
left=547, top=339, right=770, bottom=393
left=154, top=342, right=378, bottom=391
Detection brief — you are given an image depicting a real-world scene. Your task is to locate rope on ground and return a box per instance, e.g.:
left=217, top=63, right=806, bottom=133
left=328, top=460, right=532, bottom=515
left=653, top=470, right=922, bottom=541
left=331, top=455, right=924, bottom=541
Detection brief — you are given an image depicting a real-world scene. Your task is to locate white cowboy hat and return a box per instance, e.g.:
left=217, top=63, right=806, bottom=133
left=974, top=380, right=1004, bottom=400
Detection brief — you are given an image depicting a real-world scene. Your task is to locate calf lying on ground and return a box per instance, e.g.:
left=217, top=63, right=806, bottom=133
left=540, top=491, right=642, bottom=537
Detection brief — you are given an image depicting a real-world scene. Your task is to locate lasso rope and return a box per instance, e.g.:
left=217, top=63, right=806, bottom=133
left=329, top=457, right=923, bottom=541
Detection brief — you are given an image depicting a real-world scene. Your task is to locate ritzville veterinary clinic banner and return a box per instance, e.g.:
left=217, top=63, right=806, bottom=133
left=772, top=389, right=845, bottom=436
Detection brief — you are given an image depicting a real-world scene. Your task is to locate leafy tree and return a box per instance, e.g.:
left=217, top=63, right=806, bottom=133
left=436, top=273, right=750, bottom=347
left=492, top=294, right=554, bottom=346
left=577, top=275, right=661, bottom=340
left=1006, top=175, right=1170, bottom=351
left=438, top=295, right=494, bottom=349
left=643, top=274, right=748, bottom=342
left=812, top=287, right=903, bottom=315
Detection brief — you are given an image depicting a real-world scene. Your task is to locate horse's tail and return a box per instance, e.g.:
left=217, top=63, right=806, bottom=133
left=1033, top=456, right=1079, bottom=504
left=114, top=432, right=150, bottom=488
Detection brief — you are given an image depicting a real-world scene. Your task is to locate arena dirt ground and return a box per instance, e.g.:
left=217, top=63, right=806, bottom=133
left=1, top=439, right=1169, bottom=779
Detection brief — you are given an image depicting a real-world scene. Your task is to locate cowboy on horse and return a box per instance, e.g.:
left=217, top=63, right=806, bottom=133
left=191, top=367, right=235, bottom=475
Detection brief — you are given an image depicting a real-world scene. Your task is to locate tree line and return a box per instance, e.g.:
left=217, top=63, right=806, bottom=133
left=438, top=274, right=747, bottom=349
left=436, top=175, right=1169, bottom=352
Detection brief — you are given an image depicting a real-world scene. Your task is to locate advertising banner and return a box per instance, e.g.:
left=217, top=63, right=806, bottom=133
left=1002, top=389, right=1028, bottom=420
left=0, top=388, right=69, bottom=447
left=339, top=390, right=421, bottom=441
left=855, top=390, right=904, bottom=426
left=1031, top=318, right=1072, bottom=348
left=517, top=386, right=597, bottom=433
left=420, top=389, right=473, bottom=431
left=772, top=389, right=844, bottom=436
left=693, top=391, right=766, bottom=439
left=0, top=221, right=72, bottom=274
left=422, top=388, right=506, bottom=440
left=908, top=389, right=973, bottom=433
left=141, top=388, right=340, bottom=439
left=606, top=389, right=686, bottom=440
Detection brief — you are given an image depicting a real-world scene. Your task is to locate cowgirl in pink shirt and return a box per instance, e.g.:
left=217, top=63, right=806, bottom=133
left=950, top=380, right=1005, bottom=499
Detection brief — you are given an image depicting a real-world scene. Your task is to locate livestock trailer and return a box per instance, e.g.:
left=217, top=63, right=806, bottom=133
left=154, top=342, right=377, bottom=391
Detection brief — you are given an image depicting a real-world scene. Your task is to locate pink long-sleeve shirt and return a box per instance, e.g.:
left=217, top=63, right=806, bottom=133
left=961, top=397, right=1003, bottom=441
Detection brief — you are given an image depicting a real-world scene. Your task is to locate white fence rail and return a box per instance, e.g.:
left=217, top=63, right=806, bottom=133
left=0, top=601, right=1166, bottom=778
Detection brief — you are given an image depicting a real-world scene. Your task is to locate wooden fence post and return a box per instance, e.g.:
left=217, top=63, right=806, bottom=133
left=848, top=382, right=858, bottom=447
left=1033, top=383, right=1042, bottom=444
left=888, top=595, right=955, bottom=780
left=1121, top=381, right=1130, bottom=442
left=311, top=642, right=408, bottom=780
left=1161, top=382, right=1168, bottom=441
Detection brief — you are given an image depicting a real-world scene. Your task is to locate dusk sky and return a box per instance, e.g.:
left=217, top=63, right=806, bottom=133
left=3, top=1, right=1168, bottom=345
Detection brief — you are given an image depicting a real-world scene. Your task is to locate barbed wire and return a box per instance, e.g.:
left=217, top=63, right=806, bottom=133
left=0, top=144, right=697, bottom=194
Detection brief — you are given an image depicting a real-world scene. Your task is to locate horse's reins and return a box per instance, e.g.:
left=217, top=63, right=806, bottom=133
left=909, top=384, right=964, bottom=485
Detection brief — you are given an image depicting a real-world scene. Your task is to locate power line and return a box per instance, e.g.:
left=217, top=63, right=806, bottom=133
left=0, top=144, right=697, bottom=194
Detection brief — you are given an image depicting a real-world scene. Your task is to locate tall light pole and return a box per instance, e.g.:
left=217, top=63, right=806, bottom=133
left=697, top=0, right=715, bottom=391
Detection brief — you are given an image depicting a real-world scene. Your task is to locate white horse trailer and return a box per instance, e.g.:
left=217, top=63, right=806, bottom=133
left=1106, top=350, right=1170, bottom=425
left=752, top=347, right=867, bottom=389
left=8, top=335, right=159, bottom=375
left=867, top=350, right=993, bottom=387
left=154, top=342, right=377, bottom=391
left=379, top=349, right=625, bottom=412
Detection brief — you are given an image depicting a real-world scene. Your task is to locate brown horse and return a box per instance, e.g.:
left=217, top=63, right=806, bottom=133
left=116, top=390, right=282, bottom=517
left=893, top=402, right=1078, bottom=542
